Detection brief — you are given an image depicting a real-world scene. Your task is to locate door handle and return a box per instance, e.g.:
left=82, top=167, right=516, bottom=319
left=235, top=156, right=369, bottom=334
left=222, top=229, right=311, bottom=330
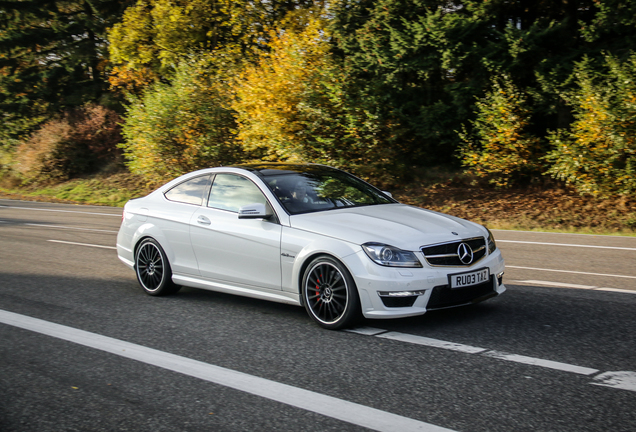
left=197, top=215, right=211, bottom=225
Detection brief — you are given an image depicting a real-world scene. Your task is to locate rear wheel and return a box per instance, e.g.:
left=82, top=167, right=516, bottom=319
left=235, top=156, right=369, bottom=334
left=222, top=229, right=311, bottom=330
left=302, top=256, right=360, bottom=330
left=135, top=238, right=180, bottom=296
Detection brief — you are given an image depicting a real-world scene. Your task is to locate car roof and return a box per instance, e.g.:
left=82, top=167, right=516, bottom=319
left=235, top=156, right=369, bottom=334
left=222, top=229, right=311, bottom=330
left=231, top=163, right=342, bottom=177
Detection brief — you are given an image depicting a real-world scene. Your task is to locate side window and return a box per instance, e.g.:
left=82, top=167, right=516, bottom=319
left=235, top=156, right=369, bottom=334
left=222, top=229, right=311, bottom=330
left=164, top=175, right=211, bottom=205
left=207, top=174, right=268, bottom=212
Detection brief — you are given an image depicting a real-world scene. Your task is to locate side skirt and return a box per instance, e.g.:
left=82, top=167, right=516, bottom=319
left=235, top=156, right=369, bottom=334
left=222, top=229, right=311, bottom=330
left=172, top=274, right=302, bottom=306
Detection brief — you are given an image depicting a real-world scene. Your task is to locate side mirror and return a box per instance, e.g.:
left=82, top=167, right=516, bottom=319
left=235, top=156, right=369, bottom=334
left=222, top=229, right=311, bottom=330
left=238, top=203, right=273, bottom=219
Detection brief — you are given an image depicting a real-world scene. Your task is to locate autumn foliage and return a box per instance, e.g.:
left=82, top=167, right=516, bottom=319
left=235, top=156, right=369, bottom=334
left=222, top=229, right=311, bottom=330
left=231, top=19, right=402, bottom=180
left=121, top=59, right=241, bottom=183
left=3, top=1, right=636, bottom=197
left=545, top=54, right=636, bottom=196
left=16, top=105, right=122, bottom=181
left=460, top=76, right=544, bottom=187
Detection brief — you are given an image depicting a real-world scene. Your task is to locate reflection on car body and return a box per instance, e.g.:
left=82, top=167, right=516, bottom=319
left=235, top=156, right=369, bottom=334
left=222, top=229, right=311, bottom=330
left=117, top=163, right=506, bottom=329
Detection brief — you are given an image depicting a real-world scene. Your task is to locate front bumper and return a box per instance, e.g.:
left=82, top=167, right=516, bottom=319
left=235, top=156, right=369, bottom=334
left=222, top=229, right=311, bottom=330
left=343, top=249, right=506, bottom=319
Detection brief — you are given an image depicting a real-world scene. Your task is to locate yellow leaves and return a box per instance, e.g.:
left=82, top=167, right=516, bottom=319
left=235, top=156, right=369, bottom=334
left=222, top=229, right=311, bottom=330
left=230, top=17, right=337, bottom=161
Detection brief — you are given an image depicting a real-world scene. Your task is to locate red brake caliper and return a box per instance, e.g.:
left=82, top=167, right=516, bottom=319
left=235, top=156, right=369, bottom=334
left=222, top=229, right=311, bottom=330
left=316, top=273, right=321, bottom=303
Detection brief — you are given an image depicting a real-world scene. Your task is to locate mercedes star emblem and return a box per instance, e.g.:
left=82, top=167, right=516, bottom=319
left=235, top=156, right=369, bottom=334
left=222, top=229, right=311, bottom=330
left=457, top=242, right=474, bottom=265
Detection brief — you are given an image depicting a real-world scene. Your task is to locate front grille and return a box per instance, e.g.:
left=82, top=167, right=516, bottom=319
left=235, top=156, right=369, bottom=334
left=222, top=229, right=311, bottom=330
left=426, top=277, right=496, bottom=310
left=421, top=237, right=487, bottom=266
left=380, top=296, right=418, bottom=308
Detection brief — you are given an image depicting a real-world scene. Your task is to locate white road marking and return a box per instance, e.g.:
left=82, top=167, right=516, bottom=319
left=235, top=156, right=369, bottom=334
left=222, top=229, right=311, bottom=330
left=507, top=265, right=636, bottom=280
left=47, top=240, right=117, bottom=250
left=348, top=327, right=635, bottom=391
left=497, top=239, right=636, bottom=251
left=376, top=332, right=487, bottom=354
left=0, top=204, right=121, bottom=217
left=482, top=351, right=599, bottom=375
left=26, top=223, right=118, bottom=233
left=344, top=326, right=388, bottom=336
left=591, top=371, right=636, bottom=392
left=595, top=288, right=636, bottom=294
left=516, top=280, right=596, bottom=289
left=512, top=280, right=636, bottom=294
left=491, top=228, right=636, bottom=239
left=0, top=309, right=456, bottom=432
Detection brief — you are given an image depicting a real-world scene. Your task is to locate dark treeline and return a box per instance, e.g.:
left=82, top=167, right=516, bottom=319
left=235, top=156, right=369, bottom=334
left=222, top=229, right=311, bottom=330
left=1, top=1, right=635, bottom=195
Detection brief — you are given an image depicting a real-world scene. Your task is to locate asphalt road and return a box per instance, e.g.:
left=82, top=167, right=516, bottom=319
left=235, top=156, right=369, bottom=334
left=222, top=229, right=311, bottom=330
left=1, top=198, right=635, bottom=432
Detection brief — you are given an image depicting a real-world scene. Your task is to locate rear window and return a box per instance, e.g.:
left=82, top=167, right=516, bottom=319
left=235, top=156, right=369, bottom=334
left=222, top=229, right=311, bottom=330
left=164, top=175, right=211, bottom=205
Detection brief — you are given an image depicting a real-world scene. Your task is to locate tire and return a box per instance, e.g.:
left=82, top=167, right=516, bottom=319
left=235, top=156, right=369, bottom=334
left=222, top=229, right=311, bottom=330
left=134, top=238, right=180, bottom=296
left=302, top=256, right=360, bottom=330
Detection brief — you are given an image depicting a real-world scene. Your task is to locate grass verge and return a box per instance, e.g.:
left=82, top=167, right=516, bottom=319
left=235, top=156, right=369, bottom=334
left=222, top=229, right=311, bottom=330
left=1, top=172, right=635, bottom=236
left=0, top=173, right=155, bottom=207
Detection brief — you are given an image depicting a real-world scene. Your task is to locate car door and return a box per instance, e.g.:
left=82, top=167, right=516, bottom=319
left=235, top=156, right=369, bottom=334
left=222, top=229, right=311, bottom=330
left=189, top=173, right=282, bottom=291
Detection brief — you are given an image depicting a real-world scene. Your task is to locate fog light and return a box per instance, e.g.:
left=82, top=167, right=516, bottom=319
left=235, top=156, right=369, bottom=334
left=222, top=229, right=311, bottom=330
left=378, top=290, right=427, bottom=297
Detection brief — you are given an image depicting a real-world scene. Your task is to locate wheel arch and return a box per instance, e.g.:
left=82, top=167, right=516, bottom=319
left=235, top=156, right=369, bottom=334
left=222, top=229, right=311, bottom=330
left=130, top=224, right=175, bottom=267
left=133, top=235, right=158, bottom=266
left=296, top=252, right=331, bottom=306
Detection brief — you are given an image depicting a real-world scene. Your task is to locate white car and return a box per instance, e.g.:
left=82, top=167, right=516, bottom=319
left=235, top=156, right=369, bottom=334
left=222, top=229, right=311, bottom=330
left=117, top=164, right=505, bottom=329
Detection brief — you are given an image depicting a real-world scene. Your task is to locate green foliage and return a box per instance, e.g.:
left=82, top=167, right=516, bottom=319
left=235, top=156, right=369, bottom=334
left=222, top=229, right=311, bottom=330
left=14, top=104, right=123, bottom=182
left=0, top=0, right=128, bottom=142
left=108, top=0, right=323, bottom=89
left=545, top=54, right=636, bottom=196
left=230, top=19, right=404, bottom=181
left=121, top=59, right=241, bottom=182
left=460, top=75, right=544, bottom=187
left=3, top=0, right=636, bottom=195
left=329, top=0, right=630, bottom=167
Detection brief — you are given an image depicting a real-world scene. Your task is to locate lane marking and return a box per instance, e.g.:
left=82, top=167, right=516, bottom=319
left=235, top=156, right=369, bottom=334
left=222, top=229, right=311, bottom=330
left=47, top=240, right=117, bottom=250
left=591, top=371, right=636, bottom=392
left=516, top=280, right=596, bottom=289
left=348, top=328, right=636, bottom=392
left=0, top=204, right=121, bottom=217
left=512, top=280, right=636, bottom=294
left=0, top=309, right=455, bottom=432
left=349, top=328, right=597, bottom=375
left=26, top=223, right=118, bottom=233
left=482, top=351, right=599, bottom=375
left=376, top=332, right=487, bottom=354
left=491, top=228, right=636, bottom=239
left=594, top=288, right=636, bottom=294
left=498, top=239, right=636, bottom=251
left=507, top=265, right=636, bottom=280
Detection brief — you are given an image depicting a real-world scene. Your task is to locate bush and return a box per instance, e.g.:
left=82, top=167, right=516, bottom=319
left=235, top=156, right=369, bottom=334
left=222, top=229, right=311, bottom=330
left=121, top=59, right=242, bottom=183
left=15, top=119, right=73, bottom=181
left=545, top=54, right=636, bottom=196
left=14, top=105, right=123, bottom=182
left=459, top=75, right=544, bottom=187
left=230, top=19, right=404, bottom=182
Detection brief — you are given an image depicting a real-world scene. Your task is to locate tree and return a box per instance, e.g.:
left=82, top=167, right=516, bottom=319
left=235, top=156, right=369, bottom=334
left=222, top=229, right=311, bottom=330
left=0, top=0, right=130, bottom=144
left=120, top=58, right=241, bottom=183
left=545, top=54, right=636, bottom=196
left=460, top=75, right=544, bottom=187
left=108, top=0, right=324, bottom=90
left=329, top=0, right=605, bottom=167
left=231, top=18, right=404, bottom=181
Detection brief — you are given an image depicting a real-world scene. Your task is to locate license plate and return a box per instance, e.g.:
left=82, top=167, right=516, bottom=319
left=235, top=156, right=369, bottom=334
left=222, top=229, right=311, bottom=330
left=449, top=268, right=490, bottom=289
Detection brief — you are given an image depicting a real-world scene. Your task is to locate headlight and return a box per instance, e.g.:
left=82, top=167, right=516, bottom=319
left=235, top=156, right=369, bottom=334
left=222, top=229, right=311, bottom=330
left=362, top=243, right=422, bottom=268
left=486, top=228, right=497, bottom=254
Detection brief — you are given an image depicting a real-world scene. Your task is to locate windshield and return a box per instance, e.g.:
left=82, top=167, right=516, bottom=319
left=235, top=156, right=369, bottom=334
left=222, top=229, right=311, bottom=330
left=256, top=166, right=394, bottom=215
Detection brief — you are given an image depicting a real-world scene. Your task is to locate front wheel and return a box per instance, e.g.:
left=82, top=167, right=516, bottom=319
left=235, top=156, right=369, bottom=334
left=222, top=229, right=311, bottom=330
left=135, top=238, right=180, bottom=296
left=302, top=256, right=360, bottom=330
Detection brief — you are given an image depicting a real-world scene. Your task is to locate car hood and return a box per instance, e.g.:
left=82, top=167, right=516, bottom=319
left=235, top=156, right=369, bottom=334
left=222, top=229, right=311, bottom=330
left=289, top=204, right=487, bottom=251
